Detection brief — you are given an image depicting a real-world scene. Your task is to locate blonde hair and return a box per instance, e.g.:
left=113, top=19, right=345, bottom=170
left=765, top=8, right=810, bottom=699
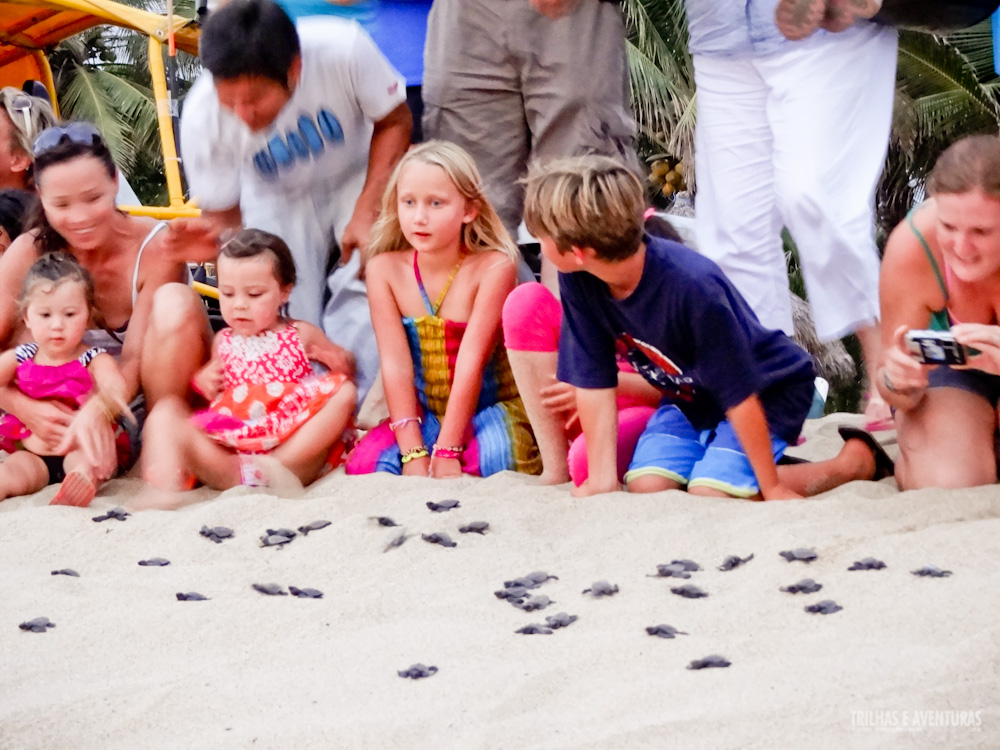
left=523, top=155, right=644, bottom=262
left=0, top=88, right=58, bottom=157
left=19, top=251, right=103, bottom=330
left=368, top=140, right=520, bottom=266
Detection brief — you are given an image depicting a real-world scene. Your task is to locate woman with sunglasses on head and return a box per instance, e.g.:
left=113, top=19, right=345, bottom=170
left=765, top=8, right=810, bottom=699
left=0, top=124, right=211, bottom=483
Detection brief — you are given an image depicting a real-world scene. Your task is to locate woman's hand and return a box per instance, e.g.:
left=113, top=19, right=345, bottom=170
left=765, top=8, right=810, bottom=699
left=541, top=377, right=576, bottom=415
left=401, top=455, right=430, bottom=477
left=16, top=399, right=74, bottom=452
left=57, top=401, right=117, bottom=481
left=882, top=325, right=931, bottom=398
left=191, top=359, right=225, bottom=402
left=164, top=218, right=222, bottom=264
left=951, top=323, right=1000, bottom=376
left=430, top=455, right=462, bottom=479
left=306, top=343, right=356, bottom=378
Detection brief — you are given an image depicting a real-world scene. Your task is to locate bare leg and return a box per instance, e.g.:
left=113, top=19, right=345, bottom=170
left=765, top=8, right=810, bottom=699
left=270, top=382, right=356, bottom=484
left=506, top=350, right=570, bottom=484
left=895, top=389, right=997, bottom=490
left=855, top=322, right=893, bottom=429
left=627, top=474, right=685, bottom=494
left=141, top=284, right=212, bottom=408
left=50, top=450, right=98, bottom=507
left=142, top=395, right=241, bottom=491
left=0, top=451, right=49, bottom=501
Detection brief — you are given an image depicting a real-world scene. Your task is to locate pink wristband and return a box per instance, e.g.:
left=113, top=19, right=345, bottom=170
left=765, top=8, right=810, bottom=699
left=431, top=444, right=463, bottom=460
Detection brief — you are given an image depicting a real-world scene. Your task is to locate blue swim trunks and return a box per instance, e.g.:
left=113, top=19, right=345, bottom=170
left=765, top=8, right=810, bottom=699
left=624, top=404, right=787, bottom=498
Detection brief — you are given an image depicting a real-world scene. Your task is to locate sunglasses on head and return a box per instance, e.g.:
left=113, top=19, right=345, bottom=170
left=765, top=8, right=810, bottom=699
left=32, top=123, right=104, bottom=157
left=7, top=93, right=34, bottom=144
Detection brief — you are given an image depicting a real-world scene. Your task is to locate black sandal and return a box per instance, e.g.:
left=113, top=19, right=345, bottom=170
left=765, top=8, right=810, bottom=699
left=838, top=426, right=895, bottom=481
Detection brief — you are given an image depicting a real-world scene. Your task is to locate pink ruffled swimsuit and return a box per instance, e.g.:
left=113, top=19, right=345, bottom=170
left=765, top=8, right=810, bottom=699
left=0, top=343, right=104, bottom=452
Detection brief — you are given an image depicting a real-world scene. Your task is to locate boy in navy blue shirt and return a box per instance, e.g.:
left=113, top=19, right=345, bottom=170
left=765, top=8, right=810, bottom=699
left=522, top=156, right=893, bottom=498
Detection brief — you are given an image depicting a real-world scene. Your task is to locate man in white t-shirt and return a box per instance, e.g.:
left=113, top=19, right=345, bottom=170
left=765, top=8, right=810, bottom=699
left=179, top=0, right=411, bottom=401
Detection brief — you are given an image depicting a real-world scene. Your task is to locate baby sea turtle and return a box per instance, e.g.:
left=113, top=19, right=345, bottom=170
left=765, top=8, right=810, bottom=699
left=176, top=592, right=209, bottom=601
left=582, top=581, right=619, bottom=597
left=289, top=586, right=324, bottom=599
left=515, top=623, right=553, bottom=635
left=252, top=583, right=288, bottom=596
left=912, top=565, right=952, bottom=578
left=848, top=557, right=886, bottom=571
left=494, top=585, right=530, bottom=602
left=138, top=558, right=171, bottom=567
left=687, top=655, right=731, bottom=670
left=458, top=521, right=490, bottom=535
left=383, top=530, right=409, bottom=552
left=504, top=571, right=557, bottom=589
left=297, top=520, right=331, bottom=535
left=718, top=554, right=754, bottom=571
left=199, top=525, right=234, bottom=544
left=545, top=612, right=578, bottom=630
left=671, top=559, right=702, bottom=572
left=260, top=528, right=296, bottom=548
left=805, top=600, right=843, bottom=615
left=371, top=516, right=399, bottom=528
left=50, top=569, right=79, bottom=577
left=515, top=594, right=553, bottom=612
left=670, top=584, right=708, bottom=599
left=645, top=624, right=688, bottom=639
left=19, top=617, right=55, bottom=633
left=781, top=578, right=823, bottom=594
left=780, top=548, right=818, bottom=563
left=398, top=664, right=438, bottom=679
left=426, top=499, right=460, bottom=512
left=648, top=563, right=693, bottom=580
left=422, top=532, right=457, bottom=548
left=92, top=507, right=129, bottom=522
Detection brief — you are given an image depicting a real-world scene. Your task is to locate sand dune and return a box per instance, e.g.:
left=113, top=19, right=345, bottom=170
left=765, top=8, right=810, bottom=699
left=1, top=415, right=997, bottom=749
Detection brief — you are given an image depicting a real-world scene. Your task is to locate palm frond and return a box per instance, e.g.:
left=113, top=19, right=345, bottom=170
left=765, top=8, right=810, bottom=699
left=59, top=62, right=138, bottom=174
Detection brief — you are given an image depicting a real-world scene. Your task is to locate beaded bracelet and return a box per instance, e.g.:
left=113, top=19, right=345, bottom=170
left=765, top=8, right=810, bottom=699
left=400, top=446, right=429, bottom=464
left=390, top=416, right=422, bottom=431
left=432, top=445, right=464, bottom=460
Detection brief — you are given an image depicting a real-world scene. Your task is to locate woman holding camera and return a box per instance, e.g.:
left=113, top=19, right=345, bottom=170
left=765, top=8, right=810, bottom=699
left=878, top=135, right=1000, bottom=489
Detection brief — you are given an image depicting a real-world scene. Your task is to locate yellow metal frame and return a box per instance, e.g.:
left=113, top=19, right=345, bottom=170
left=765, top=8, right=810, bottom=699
left=1, top=0, right=201, bottom=219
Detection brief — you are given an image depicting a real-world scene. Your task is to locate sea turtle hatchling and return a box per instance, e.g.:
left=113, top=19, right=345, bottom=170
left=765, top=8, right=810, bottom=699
left=289, top=586, right=324, bottom=599
left=383, top=531, right=410, bottom=552
left=504, top=571, right=557, bottom=589
left=687, top=655, right=731, bottom=670
left=176, top=592, right=210, bottom=601
left=780, top=578, right=823, bottom=594
left=19, top=617, right=55, bottom=633
left=648, top=563, right=693, bottom=580
left=398, top=664, right=438, bottom=679
left=252, top=583, right=288, bottom=596
left=582, top=581, right=619, bottom=597
left=138, top=558, right=171, bottom=567
left=92, top=507, right=129, bottom=522
left=670, top=584, right=708, bottom=599
left=50, top=569, right=79, bottom=577
left=645, top=624, right=688, bottom=639
left=717, top=554, right=754, bottom=571
left=804, top=600, right=843, bottom=615
left=260, top=529, right=296, bottom=548
left=371, top=516, right=399, bottom=528
left=848, top=557, right=886, bottom=571
left=779, top=548, right=818, bottom=563
left=426, top=499, right=460, bottom=512
left=458, top=521, right=490, bottom=535
left=297, top=520, right=331, bottom=535
left=911, top=565, right=952, bottom=578
left=514, top=594, right=553, bottom=612
left=199, top=526, right=234, bottom=544
left=545, top=612, right=578, bottom=629
left=422, top=532, right=457, bottom=548
left=515, top=623, right=553, bottom=635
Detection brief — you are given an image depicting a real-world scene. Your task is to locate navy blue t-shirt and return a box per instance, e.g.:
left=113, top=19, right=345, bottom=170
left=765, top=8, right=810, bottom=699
left=556, top=235, right=815, bottom=442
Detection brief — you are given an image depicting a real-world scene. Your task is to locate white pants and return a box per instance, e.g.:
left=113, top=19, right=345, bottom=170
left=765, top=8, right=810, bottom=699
left=693, top=23, right=898, bottom=341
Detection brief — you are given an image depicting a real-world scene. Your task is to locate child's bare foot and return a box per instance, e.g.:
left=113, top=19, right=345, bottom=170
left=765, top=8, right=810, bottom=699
left=775, top=0, right=829, bottom=40
left=240, top=454, right=304, bottom=497
left=538, top=470, right=570, bottom=486
left=50, top=471, right=97, bottom=507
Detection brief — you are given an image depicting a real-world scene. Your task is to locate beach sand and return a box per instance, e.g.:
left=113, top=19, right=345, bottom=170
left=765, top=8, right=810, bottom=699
left=1, top=414, right=997, bottom=749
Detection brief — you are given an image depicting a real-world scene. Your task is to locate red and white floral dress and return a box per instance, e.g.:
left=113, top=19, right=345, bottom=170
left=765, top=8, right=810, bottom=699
left=191, top=323, right=349, bottom=455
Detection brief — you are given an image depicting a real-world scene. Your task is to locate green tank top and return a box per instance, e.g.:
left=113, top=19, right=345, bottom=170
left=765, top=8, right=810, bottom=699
left=906, top=209, right=951, bottom=331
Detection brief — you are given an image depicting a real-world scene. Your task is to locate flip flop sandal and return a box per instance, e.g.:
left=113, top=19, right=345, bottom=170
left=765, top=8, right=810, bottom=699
left=838, top=426, right=895, bottom=481
left=775, top=0, right=828, bottom=40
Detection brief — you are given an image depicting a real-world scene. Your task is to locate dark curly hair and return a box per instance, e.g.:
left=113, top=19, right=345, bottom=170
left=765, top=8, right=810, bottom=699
left=19, top=250, right=106, bottom=330
left=219, top=228, right=297, bottom=287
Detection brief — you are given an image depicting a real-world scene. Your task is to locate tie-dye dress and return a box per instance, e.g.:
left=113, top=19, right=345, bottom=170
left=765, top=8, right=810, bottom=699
left=346, top=254, right=540, bottom=477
